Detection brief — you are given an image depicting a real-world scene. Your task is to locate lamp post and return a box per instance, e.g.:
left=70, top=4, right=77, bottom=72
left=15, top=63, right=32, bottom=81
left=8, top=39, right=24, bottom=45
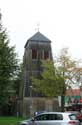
left=16, top=96, right=20, bottom=117
left=29, top=85, right=33, bottom=117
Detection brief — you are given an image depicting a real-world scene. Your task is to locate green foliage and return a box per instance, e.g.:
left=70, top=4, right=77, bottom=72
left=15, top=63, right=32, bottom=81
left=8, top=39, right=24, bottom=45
left=32, top=48, right=82, bottom=98
left=32, top=60, right=65, bottom=97
left=0, top=15, right=19, bottom=106
left=13, top=63, right=23, bottom=96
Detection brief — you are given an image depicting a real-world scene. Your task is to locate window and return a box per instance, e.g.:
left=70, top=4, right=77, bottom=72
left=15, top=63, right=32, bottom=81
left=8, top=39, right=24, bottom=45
left=69, top=114, right=77, bottom=120
left=32, top=49, right=37, bottom=59
left=55, top=114, right=63, bottom=120
left=44, top=51, right=49, bottom=60
left=35, top=113, right=63, bottom=121
left=35, top=114, right=48, bottom=121
left=47, top=114, right=63, bottom=120
left=47, top=114, right=55, bottom=120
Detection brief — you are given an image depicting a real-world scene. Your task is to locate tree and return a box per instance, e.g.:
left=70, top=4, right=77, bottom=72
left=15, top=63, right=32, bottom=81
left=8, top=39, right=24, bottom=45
left=32, top=48, right=82, bottom=111
left=0, top=12, right=19, bottom=114
left=56, top=48, right=81, bottom=89
left=55, top=48, right=82, bottom=111
left=32, top=60, right=65, bottom=97
left=13, top=63, right=23, bottom=97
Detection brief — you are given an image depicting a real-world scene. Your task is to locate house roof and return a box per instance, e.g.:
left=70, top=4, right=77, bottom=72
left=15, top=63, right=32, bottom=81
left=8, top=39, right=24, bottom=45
left=25, top=31, right=51, bottom=48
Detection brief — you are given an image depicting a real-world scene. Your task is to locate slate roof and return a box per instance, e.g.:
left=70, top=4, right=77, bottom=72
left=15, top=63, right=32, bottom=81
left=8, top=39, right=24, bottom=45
left=25, top=31, right=51, bottom=48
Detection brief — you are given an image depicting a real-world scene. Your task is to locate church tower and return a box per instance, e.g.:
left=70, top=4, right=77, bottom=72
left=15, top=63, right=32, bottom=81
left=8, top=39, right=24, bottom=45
left=23, top=31, right=53, bottom=97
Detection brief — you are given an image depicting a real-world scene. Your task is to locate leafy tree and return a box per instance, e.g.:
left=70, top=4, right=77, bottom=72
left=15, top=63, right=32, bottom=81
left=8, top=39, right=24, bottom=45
left=56, top=48, right=81, bottom=89
left=32, top=48, right=82, bottom=111
left=32, top=48, right=80, bottom=97
left=55, top=48, right=82, bottom=111
left=32, top=60, right=65, bottom=97
left=0, top=12, right=19, bottom=114
left=13, top=63, right=23, bottom=97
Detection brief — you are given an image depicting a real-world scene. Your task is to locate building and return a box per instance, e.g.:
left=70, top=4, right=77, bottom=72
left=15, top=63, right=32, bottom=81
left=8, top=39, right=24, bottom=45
left=22, top=31, right=59, bottom=117
left=23, top=31, right=53, bottom=97
left=64, top=89, right=82, bottom=111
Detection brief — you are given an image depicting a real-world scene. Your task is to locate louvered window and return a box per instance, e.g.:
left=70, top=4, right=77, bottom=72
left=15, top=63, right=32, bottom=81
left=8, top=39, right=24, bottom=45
left=44, top=51, right=49, bottom=59
left=32, top=49, right=37, bottom=59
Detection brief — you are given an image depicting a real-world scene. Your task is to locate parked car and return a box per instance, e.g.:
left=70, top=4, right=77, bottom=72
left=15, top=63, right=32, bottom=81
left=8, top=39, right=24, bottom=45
left=18, top=112, right=80, bottom=125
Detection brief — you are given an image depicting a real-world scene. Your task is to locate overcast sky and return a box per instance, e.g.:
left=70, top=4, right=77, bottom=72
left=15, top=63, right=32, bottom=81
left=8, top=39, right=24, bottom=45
left=0, top=0, right=82, bottom=61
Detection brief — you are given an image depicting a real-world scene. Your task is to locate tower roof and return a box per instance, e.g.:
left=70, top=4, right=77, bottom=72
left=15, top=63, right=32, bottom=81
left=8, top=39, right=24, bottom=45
left=25, top=31, right=51, bottom=48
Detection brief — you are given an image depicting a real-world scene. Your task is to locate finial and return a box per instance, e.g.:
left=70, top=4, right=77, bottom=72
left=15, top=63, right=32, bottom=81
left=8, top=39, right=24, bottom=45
left=35, top=23, right=40, bottom=32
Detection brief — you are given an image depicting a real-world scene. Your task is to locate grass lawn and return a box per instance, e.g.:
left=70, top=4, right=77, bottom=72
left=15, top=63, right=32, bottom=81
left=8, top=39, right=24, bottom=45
left=0, top=117, right=25, bottom=125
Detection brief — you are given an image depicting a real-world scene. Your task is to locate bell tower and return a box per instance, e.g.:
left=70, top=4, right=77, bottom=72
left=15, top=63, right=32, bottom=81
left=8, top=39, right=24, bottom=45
left=23, top=31, right=53, bottom=97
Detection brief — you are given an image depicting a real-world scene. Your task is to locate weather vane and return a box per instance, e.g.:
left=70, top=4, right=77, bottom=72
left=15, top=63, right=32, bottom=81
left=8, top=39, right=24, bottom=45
left=35, top=23, right=40, bottom=32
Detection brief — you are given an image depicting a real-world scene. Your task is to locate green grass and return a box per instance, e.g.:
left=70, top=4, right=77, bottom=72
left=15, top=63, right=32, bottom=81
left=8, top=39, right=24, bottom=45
left=0, top=117, right=25, bottom=125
